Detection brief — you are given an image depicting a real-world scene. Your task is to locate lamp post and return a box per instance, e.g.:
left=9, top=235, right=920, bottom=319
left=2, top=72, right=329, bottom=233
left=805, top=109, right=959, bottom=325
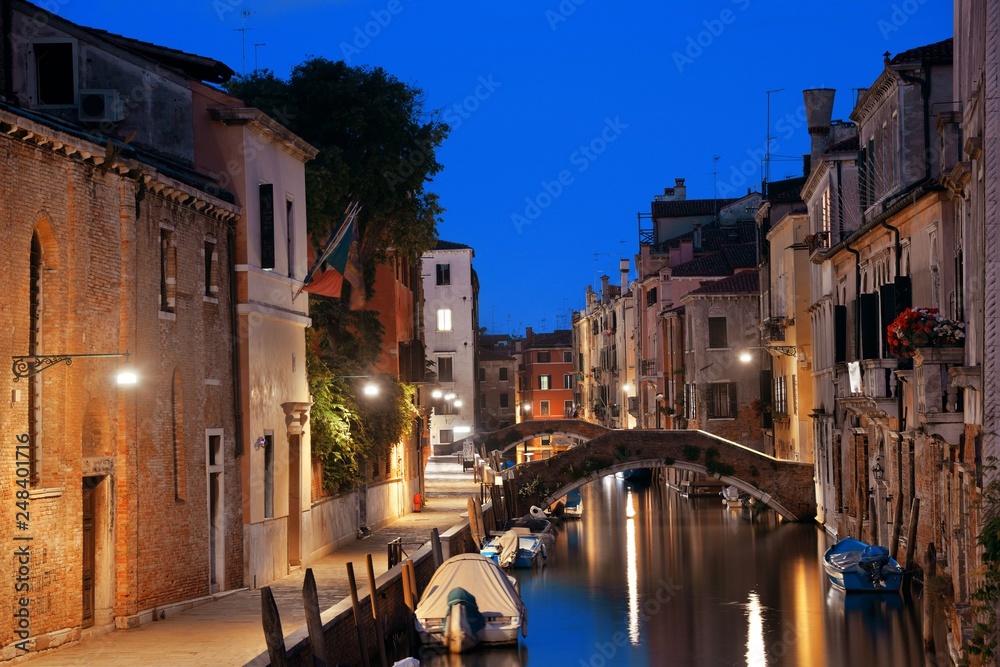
left=12, top=351, right=135, bottom=383
left=737, top=345, right=797, bottom=363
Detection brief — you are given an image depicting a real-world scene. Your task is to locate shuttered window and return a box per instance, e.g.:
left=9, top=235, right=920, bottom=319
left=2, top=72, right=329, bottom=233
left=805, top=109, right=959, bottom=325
left=259, top=184, right=275, bottom=270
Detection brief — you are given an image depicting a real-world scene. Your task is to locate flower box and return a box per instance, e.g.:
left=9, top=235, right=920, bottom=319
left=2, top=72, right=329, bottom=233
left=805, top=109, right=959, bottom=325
left=886, top=307, right=965, bottom=360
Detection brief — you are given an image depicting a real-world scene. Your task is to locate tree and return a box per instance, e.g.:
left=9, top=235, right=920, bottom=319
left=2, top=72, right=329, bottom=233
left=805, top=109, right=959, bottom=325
left=227, top=60, right=446, bottom=492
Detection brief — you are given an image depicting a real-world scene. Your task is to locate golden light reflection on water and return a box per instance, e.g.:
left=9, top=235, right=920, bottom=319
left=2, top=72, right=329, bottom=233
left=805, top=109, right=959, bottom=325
left=626, top=489, right=639, bottom=645
left=746, top=590, right=766, bottom=666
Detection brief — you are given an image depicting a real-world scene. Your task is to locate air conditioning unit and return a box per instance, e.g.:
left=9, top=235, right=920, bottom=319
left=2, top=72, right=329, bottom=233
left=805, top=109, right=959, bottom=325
left=78, top=89, right=124, bottom=123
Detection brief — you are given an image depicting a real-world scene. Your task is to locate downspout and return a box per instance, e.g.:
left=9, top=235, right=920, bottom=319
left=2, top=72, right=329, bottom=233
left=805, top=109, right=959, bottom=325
left=228, top=222, right=244, bottom=459
left=843, top=239, right=862, bottom=359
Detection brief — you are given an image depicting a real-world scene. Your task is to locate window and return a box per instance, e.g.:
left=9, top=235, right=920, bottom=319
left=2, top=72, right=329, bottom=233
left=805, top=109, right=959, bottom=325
left=499, top=367, right=509, bottom=381
left=537, top=351, right=551, bottom=363
left=263, top=434, right=274, bottom=518
left=436, top=263, right=451, bottom=285
left=773, top=376, right=788, bottom=415
left=436, top=308, right=452, bottom=331
left=685, top=383, right=698, bottom=420
left=439, top=429, right=454, bottom=444
left=500, top=393, right=509, bottom=408
left=478, top=367, right=486, bottom=382
left=540, top=401, right=550, bottom=417
left=259, top=184, right=275, bottom=271
left=563, top=351, right=572, bottom=363
left=563, top=374, right=574, bottom=389
left=160, top=227, right=176, bottom=313
left=646, top=287, right=658, bottom=307
left=437, top=356, right=454, bottom=382
left=33, top=41, right=74, bottom=106
left=286, top=199, right=295, bottom=279
left=564, top=400, right=574, bottom=416
left=707, top=382, right=736, bottom=419
left=708, top=317, right=728, bottom=348
left=539, top=375, right=552, bottom=390
left=204, top=239, right=217, bottom=298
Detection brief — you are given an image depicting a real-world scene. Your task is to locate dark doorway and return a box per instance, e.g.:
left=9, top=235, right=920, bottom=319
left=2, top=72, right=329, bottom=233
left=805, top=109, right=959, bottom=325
left=82, top=477, right=98, bottom=628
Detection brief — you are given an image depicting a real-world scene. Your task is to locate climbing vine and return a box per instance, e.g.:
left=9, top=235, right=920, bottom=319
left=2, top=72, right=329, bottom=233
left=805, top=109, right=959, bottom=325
left=968, top=459, right=1000, bottom=660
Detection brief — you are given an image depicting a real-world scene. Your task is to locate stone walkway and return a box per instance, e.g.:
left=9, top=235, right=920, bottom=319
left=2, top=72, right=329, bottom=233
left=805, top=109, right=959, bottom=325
left=21, top=459, right=479, bottom=666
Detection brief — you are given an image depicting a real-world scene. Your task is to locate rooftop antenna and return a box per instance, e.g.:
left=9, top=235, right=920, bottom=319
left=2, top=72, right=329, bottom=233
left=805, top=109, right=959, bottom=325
left=253, top=42, right=266, bottom=72
left=712, top=156, right=720, bottom=222
left=765, top=88, right=784, bottom=190
left=235, top=10, right=254, bottom=75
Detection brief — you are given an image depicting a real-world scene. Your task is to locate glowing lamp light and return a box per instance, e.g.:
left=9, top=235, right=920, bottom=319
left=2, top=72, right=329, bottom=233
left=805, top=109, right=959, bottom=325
left=363, top=382, right=379, bottom=397
left=523, top=404, right=531, bottom=412
left=738, top=351, right=753, bottom=364
left=431, top=389, right=443, bottom=399
left=623, top=383, right=632, bottom=392
left=116, top=370, right=138, bottom=386
left=453, top=399, right=463, bottom=408
left=455, top=426, right=472, bottom=434
left=444, top=392, right=457, bottom=401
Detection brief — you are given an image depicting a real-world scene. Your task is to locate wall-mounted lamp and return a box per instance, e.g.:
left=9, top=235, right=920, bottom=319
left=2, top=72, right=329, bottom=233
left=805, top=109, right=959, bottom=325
left=738, top=345, right=797, bottom=363
left=12, top=351, right=135, bottom=383
left=255, top=436, right=268, bottom=450
left=431, top=389, right=443, bottom=399
left=872, top=458, right=885, bottom=482
left=452, top=399, right=463, bottom=408
left=335, top=374, right=379, bottom=398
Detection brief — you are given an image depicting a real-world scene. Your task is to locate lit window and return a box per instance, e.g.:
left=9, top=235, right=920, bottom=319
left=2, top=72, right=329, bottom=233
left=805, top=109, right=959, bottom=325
left=437, top=308, right=452, bottom=331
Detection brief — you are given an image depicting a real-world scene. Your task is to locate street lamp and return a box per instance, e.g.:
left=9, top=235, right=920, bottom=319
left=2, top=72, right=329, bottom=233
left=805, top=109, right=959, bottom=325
left=335, top=375, right=379, bottom=397
left=12, top=351, right=134, bottom=383
left=872, top=458, right=885, bottom=482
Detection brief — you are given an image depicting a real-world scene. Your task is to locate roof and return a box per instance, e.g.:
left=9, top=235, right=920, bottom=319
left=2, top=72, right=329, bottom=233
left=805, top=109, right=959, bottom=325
left=687, top=270, right=759, bottom=296
left=827, top=135, right=860, bottom=153
left=83, top=28, right=234, bottom=84
left=480, top=348, right=515, bottom=362
left=890, top=38, right=953, bottom=66
left=433, top=240, right=473, bottom=251
left=652, top=198, right=739, bottom=218
left=671, top=243, right=756, bottom=278
left=524, top=330, right=572, bottom=349
left=656, top=219, right=757, bottom=254
left=765, top=176, right=807, bottom=204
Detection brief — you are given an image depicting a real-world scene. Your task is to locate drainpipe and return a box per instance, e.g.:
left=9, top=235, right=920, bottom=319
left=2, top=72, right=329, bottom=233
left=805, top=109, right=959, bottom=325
left=227, top=222, right=245, bottom=460
left=843, top=239, right=862, bottom=359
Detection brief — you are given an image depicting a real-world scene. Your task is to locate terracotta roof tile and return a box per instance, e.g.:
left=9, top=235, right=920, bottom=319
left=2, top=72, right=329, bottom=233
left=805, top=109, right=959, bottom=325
left=890, top=38, right=953, bottom=65
left=652, top=198, right=738, bottom=218
left=688, top=270, right=759, bottom=296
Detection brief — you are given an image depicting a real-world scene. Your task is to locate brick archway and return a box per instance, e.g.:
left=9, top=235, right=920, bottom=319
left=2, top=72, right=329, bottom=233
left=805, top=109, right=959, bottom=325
left=490, top=425, right=816, bottom=521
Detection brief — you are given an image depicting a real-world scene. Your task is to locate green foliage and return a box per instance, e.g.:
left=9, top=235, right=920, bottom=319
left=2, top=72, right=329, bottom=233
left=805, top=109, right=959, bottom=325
left=969, top=460, right=1000, bottom=659
left=664, top=457, right=676, bottom=466
left=614, top=445, right=630, bottom=462
left=750, top=467, right=760, bottom=478
left=705, top=446, right=720, bottom=461
left=683, top=445, right=701, bottom=462
left=582, top=456, right=613, bottom=474
left=705, top=460, right=735, bottom=477
left=519, top=475, right=545, bottom=498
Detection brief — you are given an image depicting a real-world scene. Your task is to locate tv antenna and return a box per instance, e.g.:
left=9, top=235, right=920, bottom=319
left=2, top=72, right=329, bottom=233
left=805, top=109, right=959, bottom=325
left=234, top=11, right=254, bottom=75
left=765, top=88, right=784, bottom=189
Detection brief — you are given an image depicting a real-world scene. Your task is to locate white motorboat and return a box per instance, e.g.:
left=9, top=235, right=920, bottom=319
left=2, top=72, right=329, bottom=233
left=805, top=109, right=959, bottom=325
left=414, top=554, right=527, bottom=653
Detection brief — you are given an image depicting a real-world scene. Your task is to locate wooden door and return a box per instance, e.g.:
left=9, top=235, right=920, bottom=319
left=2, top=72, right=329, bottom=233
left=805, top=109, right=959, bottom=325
left=82, top=479, right=96, bottom=628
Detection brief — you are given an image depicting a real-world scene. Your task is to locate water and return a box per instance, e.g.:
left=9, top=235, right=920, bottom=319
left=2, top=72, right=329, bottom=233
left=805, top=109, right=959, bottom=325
left=417, top=475, right=932, bottom=667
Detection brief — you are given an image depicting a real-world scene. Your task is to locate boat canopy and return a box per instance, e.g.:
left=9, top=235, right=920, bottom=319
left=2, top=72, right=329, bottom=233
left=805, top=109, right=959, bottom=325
left=416, top=554, right=522, bottom=620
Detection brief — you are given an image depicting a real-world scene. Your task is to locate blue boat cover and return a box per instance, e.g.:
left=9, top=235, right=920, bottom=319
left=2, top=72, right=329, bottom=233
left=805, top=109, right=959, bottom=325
left=860, top=545, right=889, bottom=564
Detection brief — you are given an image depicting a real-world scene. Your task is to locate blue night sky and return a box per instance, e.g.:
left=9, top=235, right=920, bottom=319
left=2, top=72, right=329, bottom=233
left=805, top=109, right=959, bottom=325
left=60, top=0, right=953, bottom=335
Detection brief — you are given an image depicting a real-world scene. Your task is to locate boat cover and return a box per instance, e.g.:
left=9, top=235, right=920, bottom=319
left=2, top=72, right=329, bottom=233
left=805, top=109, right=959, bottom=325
left=416, top=554, right=523, bottom=621
left=498, top=530, right=520, bottom=568
left=446, top=587, right=485, bottom=636
left=827, top=551, right=863, bottom=571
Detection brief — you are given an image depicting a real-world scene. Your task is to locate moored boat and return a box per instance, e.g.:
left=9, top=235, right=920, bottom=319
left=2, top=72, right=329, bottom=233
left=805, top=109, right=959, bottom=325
left=823, top=537, right=904, bottom=592
left=414, top=554, right=527, bottom=653
left=502, top=513, right=556, bottom=553
left=480, top=529, right=546, bottom=569
left=563, top=488, right=583, bottom=518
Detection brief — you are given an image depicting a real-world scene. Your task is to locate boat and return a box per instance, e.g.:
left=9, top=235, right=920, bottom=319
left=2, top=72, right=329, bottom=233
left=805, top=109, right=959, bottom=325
left=480, top=529, right=546, bottom=569
left=823, top=537, right=905, bottom=592
left=502, top=510, right=556, bottom=552
left=563, top=488, right=583, bottom=518
left=616, top=468, right=653, bottom=486
left=414, top=554, right=527, bottom=653
left=721, top=485, right=746, bottom=508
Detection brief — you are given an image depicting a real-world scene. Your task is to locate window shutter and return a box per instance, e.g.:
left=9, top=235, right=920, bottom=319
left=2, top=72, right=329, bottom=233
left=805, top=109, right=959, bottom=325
left=858, top=148, right=868, bottom=211
left=259, top=184, right=275, bottom=270
left=867, top=139, right=876, bottom=204
left=860, top=293, right=881, bottom=359
left=704, top=386, right=714, bottom=419
left=879, top=283, right=897, bottom=358
left=846, top=300, right=858, bottom=361
left=894, top=275, right=912, bottom=312
left=834, top=305, right=847, bottom=363
left=728, top=383, right=738, bottom=419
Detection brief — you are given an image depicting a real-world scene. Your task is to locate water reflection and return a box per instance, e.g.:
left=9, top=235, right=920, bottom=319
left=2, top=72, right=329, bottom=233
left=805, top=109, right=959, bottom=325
left=422, top=474, right=927, bottom=666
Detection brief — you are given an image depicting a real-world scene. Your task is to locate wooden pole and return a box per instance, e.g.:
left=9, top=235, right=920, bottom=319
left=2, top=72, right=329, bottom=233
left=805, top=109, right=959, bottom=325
left=905, top=498, right=920, bottom=569
left=401, top=558, right=415, bottom=611
left=890, top=495, right=904, bottom=561
left=260, top=587, right=288, bottom=667
left=366, top=554, right=388, bottom=667
left=346, top=563, right=371, bottom=667
left=302, top=569, right=329, bottom=667
left=922, top=542, right=937, bottom=652
left=431, top=527, right=444, bottom=569
left=406, top=558, right=418, bottom=602
left=468, top=496, right=483, bottom=549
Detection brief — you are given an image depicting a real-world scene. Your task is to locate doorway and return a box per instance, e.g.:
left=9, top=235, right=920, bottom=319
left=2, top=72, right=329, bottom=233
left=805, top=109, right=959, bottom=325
left=207, top=430, right=224, bottom=593
left=287, top=433, right=301, bottom=566
left=82, top=477, right=98, bottom=628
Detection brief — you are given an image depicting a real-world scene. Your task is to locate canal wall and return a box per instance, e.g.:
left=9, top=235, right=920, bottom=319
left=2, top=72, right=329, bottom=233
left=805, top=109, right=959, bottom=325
left=246, top=504, right=497, bottom=666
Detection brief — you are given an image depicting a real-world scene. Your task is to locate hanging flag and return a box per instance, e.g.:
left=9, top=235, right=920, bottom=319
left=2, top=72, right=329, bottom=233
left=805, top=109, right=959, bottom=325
left=295, top=202, right=361, bottom=301
left=341, top=220, right=366, bottom=308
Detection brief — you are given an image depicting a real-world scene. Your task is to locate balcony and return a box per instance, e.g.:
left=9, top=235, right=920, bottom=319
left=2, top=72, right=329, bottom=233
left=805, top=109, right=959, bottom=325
left=913, top=345, right=965, bottom=443
left=808, top=231, right=831, bottom=263
left=837, top=359, right=900, bottom=425
left=761, top=317, right=788, bottom=344
left=640, top=359, right=657, bottom=377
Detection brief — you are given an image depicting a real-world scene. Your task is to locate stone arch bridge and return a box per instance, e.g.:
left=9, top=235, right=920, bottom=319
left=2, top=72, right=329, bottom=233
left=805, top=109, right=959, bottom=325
left=451, top=420, right=816, bottom=521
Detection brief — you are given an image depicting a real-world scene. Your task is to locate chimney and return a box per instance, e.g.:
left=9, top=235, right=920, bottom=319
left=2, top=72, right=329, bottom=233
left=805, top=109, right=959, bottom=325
left=600, top=275, right=610, bottom=303
left=803, top=88, right=835, bottom=172
left=693, top=222, right=702, bottom=252
left=673, top=178, right=687, bottom=201
left=619, top=258, right=629, bottom=293
left=525, top=326, right=533, bottom=344
left=802, top=153, right=811, bottom=176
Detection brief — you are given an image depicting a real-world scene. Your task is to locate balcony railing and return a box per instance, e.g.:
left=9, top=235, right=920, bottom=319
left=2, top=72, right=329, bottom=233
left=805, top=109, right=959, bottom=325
left=640, top=359, right=657, bottom=377
left=761, top=317, right=788, bottom=343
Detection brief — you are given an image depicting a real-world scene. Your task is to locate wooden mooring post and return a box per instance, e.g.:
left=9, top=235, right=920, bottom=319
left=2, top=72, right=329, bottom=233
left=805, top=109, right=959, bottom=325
left=430, top=528, right=444, bottom=569
left=401, top=558, right=416, bottom=611
left=302, top=569, right=329, bottom=667
left=260, top=587, right=289, bottom=667
left=346, top=562, right=371, bottom=666
left=922, top=542, right=937, bottom=653
left=904, top=498, right=920, bottom=568
left=468, top=496, right=484, bottom=549
left=366, top=554, right=389, bottom=667
left=890, top=495, right=904, bottom=561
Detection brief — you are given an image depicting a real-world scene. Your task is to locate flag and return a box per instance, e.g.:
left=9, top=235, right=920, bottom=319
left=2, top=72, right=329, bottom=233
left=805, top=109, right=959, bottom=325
left=297, top=203, right=362, bottom=301
left=339, top=220, right=365, bottom=308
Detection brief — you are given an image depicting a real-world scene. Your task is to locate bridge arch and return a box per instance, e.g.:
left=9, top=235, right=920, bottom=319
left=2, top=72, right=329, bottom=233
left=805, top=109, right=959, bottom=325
left=495, top=425, right=816, bottom=521
left=442, top=419, right=611, bottom=457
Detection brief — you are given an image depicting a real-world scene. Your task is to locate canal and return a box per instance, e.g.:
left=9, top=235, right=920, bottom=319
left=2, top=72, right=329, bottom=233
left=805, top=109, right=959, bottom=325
left=418, top=473, right=944, bottom=666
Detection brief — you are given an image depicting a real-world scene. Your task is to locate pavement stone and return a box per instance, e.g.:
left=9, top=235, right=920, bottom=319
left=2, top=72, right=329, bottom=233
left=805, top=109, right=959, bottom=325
left=20, top=460, right=480, bottom=667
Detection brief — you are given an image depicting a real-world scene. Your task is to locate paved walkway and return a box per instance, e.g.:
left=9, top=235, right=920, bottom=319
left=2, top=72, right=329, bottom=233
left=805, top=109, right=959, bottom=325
left=22, top=459, right=480, bottom=667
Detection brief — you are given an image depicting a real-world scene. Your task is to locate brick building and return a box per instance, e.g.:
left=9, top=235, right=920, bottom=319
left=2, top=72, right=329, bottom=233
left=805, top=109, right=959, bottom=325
left=517, top=328, right=575, bottom=460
